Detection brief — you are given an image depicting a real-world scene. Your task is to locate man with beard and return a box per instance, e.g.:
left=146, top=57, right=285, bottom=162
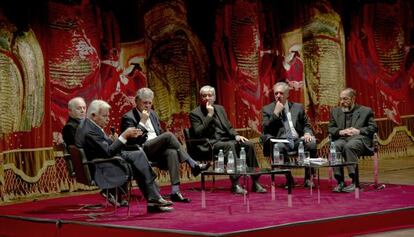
left=328, top=88, right=378, bottom=193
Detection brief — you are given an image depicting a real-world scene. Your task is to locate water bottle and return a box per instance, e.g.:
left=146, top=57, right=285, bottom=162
left=273, top=144, right=281, bottom=165
left=227, top=151, right=235, bottom=173
left=329, top=137, right=337, bottom=164
left=216, top=149, right=225, bottom=172
left=298, top=140, right=305, bottom=164
left=238, top=147, right=246, bottom=172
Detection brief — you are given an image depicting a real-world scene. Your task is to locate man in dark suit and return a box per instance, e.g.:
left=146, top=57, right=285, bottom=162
left=261, top=82, right=317, bottom=188
left=189, top=85, right=266, bottom=195
left=62, top=97, right=86, bottom=146
left=120, top=88, right=210, bottom=203
left=75, top=99, right=173, bottom=212
left=328, top=88, right=378, bottom=192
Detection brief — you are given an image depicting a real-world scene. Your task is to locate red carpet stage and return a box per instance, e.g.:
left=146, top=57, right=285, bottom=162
left=1, top=177, right=414, bottom=237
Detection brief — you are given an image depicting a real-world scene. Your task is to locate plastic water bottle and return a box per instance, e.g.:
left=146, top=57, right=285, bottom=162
left=238, top=147, right=246, bottom=172
left=298, top=140, right=305, bottom=164
left=216, top=149, right=225, bottom=172
left=227, top=151, right=235, bottom=173
left=329, top=138, right=337, bottom=164
left=273, top=144, right=281, bottom=164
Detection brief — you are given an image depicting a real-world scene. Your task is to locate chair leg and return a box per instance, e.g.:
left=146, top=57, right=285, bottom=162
left=355, top=164, right=360, bottom=188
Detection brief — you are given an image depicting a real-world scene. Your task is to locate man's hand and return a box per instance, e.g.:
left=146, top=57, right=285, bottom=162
left=236, top=135, right=248, bottom=143
left=121, top=127, right=143, bottom=139
left=348, top=127, right=360, bottom=136
left=339, top=127, right=360, bottom=137
left=108, top=132, right=119, bottom=141
left=303, top=133, right=314, bottom=143
left=140, top=109, right=150, bottom=124
left=206, top=101, right=214, bottom=117
left=273, top=101, right=284, bottom=116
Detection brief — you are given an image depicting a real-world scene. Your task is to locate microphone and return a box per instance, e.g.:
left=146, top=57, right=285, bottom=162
left=110, top=127, right=116, bottom=135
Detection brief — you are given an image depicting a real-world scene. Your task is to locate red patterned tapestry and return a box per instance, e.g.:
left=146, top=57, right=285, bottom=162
left=213, top=0, right=277, bottom=132
left=347, top=1, right=414, bottom=124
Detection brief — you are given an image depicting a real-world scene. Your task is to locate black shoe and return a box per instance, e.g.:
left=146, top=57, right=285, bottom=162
left=170, top=192, right=191, bottom=203
left=148, top=197, right=173, bottom=207
left=284, top=180, right=295, bottom=189
left=332, top=182, right=345, bottom=193
left=304, top=179, right=315, bottom=188
left=342, top=183, right=356, bottom=193
left=119, top=199, right=129, bottom=207
left=192, top=162, right=212, bottom=177
left=231, top=184, right=247, bottom=195
left=100, top=191, right=120, bottom=207
left=147, top=205, right=174, bottom=213
left=252, top=182, right=267, bottom=193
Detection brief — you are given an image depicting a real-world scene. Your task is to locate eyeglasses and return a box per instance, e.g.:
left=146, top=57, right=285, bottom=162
left=340, top=97, right=351, bottom=101
left=274, top=91, right=284, bottom=96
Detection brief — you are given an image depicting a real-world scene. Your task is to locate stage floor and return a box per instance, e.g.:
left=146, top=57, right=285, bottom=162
left=1, top=177, right=414, bottom=237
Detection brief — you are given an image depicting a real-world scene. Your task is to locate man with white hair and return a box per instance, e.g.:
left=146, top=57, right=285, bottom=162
left=75, top=99, right=173, bottom=213
left=189, top=85, right=266, bottom=195
left=121, top=87, right=210, bottom=203
left=62, top=97, right=86, bottom=146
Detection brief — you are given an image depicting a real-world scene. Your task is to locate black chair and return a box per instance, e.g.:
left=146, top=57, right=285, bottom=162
left=183, top=128, right=216, bottom=187
left=266, top=139, right=298, bottom=187
left=68, top=145, right=133, bottom=219
left=355, top=133, right=384, bottom=190
left=183, top=128, right=214, bottom=163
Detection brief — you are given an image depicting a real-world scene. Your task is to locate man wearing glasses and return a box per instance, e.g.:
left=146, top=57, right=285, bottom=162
left=328, top=88, right=378, bottom=192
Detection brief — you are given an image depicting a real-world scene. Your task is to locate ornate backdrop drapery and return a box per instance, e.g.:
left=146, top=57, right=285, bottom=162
left=1, top=0, right=414, bottom=202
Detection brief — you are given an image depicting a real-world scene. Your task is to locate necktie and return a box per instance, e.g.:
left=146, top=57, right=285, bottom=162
left=282, top=112, right=294, bottom=149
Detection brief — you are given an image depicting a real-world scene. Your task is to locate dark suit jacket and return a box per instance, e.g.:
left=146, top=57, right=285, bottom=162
left=328, top=104, right=378, bottom=150
left=189, top=104, right=238, bottom=154
left=120, top=108, right=162, bottom=145
left=75, top=118, right=129, bottom=189
left=261, top=101, right=313, bottom=155
left=62, top=117, right=81, bottom=146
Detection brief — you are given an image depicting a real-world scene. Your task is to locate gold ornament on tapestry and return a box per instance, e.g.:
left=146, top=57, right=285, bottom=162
left=12, top=29, right=45, bottom=130
left=144, top=0, right=209, bottom=122
left=0, top=19, right=45, bottom=134
left=303, top=2, right=346, bottom=115
left=373, top=4, right=406, bottom=75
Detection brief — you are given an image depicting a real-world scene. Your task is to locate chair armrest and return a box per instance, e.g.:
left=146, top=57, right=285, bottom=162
left=373, top=133, right=379, bottom=152
left=85, top=156, right=124, bottom=165
left=124, top=144, right=141, bottom=151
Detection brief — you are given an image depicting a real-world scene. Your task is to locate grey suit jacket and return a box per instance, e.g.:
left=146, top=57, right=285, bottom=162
left=189, top=104, right=238, bottom=153
left=261, top=101, right=313, bottom=155
left=120, top=108, right=162, bottom=146
left=328, top=104, right=378, bottom=149
left=75, top=118, right=129, bottom=189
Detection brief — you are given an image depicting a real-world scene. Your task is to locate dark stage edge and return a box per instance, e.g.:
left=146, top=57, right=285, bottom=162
left=1, top=207, right=414, bottom=237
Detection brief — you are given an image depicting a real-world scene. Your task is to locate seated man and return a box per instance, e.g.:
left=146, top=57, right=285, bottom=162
left=261, top=82, right=317, bottom=188
left=189, top=85, right=266, bottom=194
left=62, top=97, right=124, bottom=206
left=75, top=99, right=173, bottom=212
left=328, top=88, right=378, bottom=192
left=120, top=88, right=210, bottom=203
left=62, top=97, right=86, bottom=146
